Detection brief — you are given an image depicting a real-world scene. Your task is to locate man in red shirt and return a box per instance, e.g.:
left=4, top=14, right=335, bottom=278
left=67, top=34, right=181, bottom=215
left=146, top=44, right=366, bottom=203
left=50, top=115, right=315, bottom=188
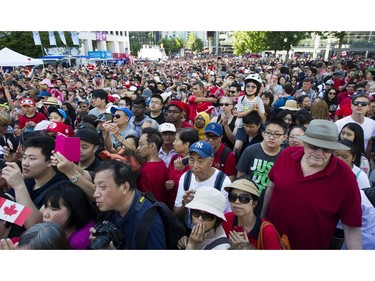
left=204, top=122, right=237, bottom=181
left=261, top=119, right=362, bottom=249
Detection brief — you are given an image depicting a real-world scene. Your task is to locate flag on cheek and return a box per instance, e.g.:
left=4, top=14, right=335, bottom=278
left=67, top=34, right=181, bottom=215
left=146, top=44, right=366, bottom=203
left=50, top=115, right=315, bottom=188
left=0, top=197, right=32, bottom=226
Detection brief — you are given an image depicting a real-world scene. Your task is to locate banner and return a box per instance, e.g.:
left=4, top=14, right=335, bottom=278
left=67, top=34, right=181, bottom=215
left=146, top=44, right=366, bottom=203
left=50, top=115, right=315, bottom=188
left=58, top=31, right=67, bottom=45
left=32, top=31, right=41, bottom=45
left=71, top=31, right=79, bottom=45
left=48, top=31, right=56, bottom=46
left=101, top=31, right=107, bottom=41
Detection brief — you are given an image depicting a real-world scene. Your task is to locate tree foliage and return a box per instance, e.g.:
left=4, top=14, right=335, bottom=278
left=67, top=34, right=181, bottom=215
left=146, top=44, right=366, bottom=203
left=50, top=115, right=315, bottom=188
left=233, top=31, right=268, bottom=55
left=233, top=31, right=309, bottom=57
left=0, top=31, right=76, bottom=58
left=315, top=31, right=347, bottom=60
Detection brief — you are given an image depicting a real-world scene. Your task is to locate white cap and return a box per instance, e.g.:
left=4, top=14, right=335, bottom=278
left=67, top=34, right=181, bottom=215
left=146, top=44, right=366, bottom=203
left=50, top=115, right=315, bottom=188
left=158, top=122, right=176, bottom=133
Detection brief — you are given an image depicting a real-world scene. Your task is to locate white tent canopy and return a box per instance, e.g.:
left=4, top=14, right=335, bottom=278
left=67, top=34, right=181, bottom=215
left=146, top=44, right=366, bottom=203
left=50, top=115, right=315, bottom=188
left=0, top=47, right=44, bottom=66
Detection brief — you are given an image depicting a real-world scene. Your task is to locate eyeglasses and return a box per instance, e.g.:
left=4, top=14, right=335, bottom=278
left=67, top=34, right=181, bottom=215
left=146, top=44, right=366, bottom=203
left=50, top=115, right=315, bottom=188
left=246, top=84, right=257, bottom=89
left=306, top=143, right=334, bottom=153
left=78, top=105, right=87, bottom=108
left=191, top=209, right=216, bottom=221
left=228, top=192, right=253, bottom=204
left=229, top=90, right=237, bottom=94
left=219, top=103, right=231, bottom=107
left=150, top=100, right=161, bottom=105
left=205, top=133, right=220, bottom=140
left=114, top=114, right=123, bottom=119
left=328, top=91, right=336, bottom=95
left=352, top=101, right=369, bottom=107
left=263, top=131, right=285, bottom=139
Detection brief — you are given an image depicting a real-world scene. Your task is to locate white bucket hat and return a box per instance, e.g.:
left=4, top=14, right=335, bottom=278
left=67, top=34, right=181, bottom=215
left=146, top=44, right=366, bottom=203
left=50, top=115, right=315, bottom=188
left=185, top=186, right=226, bottom=221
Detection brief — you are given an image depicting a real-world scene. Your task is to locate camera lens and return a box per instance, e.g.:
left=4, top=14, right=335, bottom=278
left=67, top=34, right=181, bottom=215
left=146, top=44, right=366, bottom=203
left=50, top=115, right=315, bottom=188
left=89, top=235, right=112, bottom=250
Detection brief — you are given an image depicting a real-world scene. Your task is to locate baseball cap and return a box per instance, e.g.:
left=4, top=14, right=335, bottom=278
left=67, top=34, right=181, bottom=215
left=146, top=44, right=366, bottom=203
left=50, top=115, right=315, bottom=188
left=39, top=78, right=53, bottom=87
left=325, top=79, right=334, bottom=85
left=37, top=91, right=51, bottom=98
left=204, top=122, right=223, bottom=136
left=110, top=106, right=133, bottom=118
left=75, top=128, right=100, bottom=145
left=158, top=123, right=176, bottom=133
left=20, top=98, right=36, bottom=107
left=46, top=122, right=74, bottom=137
left=48, top=106, right=67, bottom=120
left=189, top=141, right=214, bottom=158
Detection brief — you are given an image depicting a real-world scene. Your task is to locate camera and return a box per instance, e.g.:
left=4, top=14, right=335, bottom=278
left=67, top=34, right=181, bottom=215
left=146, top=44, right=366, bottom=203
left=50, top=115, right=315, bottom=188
left=89, top=221, right=125, bottom=249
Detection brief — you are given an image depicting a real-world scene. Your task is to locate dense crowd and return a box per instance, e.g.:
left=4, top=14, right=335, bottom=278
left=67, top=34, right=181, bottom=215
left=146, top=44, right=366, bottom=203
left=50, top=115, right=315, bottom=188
left=0, top=54, right=374, bottom=250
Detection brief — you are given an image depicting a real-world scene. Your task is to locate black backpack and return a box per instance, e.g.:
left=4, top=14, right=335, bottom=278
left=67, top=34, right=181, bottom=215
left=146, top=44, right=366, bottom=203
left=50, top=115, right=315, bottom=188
left=135, top=192, right=187, bottom=249
left=183, top=170, right=226, bottom=191
left=363, top=187, right=375, bottom=208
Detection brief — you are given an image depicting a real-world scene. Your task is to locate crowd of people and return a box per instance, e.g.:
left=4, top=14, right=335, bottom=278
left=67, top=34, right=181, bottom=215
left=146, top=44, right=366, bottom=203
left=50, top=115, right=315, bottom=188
left=0, top=54, right=375, bottom=250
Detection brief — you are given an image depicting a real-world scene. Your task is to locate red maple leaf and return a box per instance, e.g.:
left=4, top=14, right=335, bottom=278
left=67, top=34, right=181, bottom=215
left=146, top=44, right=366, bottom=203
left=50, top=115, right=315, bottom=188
left=3, top=204, right=18, bottom=216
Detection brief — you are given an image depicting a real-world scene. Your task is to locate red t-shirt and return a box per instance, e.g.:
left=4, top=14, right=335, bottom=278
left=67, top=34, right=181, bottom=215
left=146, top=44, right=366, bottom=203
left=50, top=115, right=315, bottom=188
left=212, top=143, right=237, bottom=178
left=137, top=160, right=169, bottom=205
left=268, top=146, right=362, bottom=249
left=166, top=153, right=190, bottom=210
left=222, top=213, right=282, bottom=249
left=18, top=112, right=47, bottom=129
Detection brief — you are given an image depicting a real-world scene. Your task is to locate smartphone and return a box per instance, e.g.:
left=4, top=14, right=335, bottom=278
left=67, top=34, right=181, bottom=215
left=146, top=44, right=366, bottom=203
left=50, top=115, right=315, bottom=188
left=181, top=157, right=189, bottom=166
left=105, top=113, right=113, bottom=122
left=233, top=226, right=244, bottom=233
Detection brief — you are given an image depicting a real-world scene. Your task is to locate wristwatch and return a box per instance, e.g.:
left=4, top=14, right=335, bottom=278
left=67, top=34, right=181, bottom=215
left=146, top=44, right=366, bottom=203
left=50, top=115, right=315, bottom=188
left=69, top=173, right=81, bottom=183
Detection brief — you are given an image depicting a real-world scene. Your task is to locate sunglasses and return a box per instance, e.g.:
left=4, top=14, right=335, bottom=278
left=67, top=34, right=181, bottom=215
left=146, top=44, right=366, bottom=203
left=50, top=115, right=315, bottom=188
left=229, top=90, right=237, bottom=94
left=228, top=192, right=253, bottom=204
left=191, top=209, right=216, bottom=221
left=306, top=143, right=334, bottom=153
left=328, top=91, right=336, bottom=95
left=352, top=101, right=369, bottom=107
left=219, top=103, right=231, bottom=107
left=246, top=84, right=257, bottom=89
left=114, top=114, right=123, bottom=119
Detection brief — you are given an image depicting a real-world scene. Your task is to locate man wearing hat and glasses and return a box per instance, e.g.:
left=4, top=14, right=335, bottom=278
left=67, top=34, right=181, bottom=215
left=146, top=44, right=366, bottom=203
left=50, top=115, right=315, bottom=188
left=261, top=119, right=362, bottom=249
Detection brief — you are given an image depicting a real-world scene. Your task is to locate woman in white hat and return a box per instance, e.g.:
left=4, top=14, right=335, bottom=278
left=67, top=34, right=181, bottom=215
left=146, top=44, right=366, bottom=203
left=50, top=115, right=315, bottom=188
left=177, top=186, right=230, bottom=250
left=222, top=178, right=282, bottom=249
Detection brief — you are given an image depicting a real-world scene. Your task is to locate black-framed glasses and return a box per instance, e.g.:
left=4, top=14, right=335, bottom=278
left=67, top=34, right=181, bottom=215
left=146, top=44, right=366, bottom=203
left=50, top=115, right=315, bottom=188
left=219, top=103, right=231, bottom=107
left=352, top=101, right=369, bottom=107
left=246, top=84, right=257, bottom=89
left=306, top=143, right=334, bottom=154
left=263, top=131, right=285, bottom=139
left=328, top=91, right=336, bottom=95
left=205, top=133, right=220, bottom=140
left=191, top=209, right=216, bottom=221
left=229, top=90, right=237, bottom=94
left=114, top=114, right=123, bottom=119
left=228, top=192, right=253, bottom=204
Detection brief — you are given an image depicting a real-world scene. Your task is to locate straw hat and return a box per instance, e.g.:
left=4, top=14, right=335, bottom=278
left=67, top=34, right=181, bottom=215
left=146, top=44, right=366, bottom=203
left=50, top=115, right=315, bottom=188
left=280, top=99, right=299, bottom=111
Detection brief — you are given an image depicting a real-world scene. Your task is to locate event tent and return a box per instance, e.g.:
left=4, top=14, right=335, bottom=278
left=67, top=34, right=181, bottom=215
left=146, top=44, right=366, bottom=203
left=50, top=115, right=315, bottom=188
left=0, top=47, right=44, bottom=66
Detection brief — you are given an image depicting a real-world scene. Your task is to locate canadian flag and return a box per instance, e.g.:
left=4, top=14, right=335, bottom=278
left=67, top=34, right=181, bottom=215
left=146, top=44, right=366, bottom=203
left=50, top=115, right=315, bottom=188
left=0, top=197, right=32, bottom=226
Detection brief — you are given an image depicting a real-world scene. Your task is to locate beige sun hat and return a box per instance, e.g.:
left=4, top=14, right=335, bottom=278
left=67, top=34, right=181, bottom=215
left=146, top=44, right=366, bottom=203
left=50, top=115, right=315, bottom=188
left=224, top=179, right=259, bottom=198
left=280, top=99, right=299, bottom=111
left=185, top=187, right=226, bottom=221
left=296, top=119, right=350, bottom=150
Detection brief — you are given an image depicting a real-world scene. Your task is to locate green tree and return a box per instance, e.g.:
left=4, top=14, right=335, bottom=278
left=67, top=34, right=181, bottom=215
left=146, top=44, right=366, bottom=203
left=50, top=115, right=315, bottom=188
left=0, top=31, right=77, bottom=58
left=130, top=41, right=142, bottom=57
left=265, top=31, right=309, bottom=61
left=186, top=32, right=196, bottom=50
left=315, top=31, right=347, bottom=61
left=232, top=31, right=268, bottom=55
left=161, top=38, right=172, bottom=55
left=171, top=37, right=184, bottom=54
left=193, top=38, right=204, bottom=53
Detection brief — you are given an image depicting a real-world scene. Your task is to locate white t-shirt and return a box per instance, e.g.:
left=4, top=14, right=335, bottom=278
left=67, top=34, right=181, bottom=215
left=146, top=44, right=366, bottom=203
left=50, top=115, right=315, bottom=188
left=174, top=168, right=232, bottom=213
left=335, top=116, right=375, bottom=150
left=236, top=95, right=265, bottom=128
left=352, top=165, right=371, bottom=189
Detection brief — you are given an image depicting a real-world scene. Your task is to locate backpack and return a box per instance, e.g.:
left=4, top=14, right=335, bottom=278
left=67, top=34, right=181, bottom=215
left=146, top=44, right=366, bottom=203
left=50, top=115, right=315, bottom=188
left=183, top=170, right=226, bottom=191
left=135, top=192, right=187, bottom=249
left=363, top=187, right=375, bottom=208
left=257, top=220, right=291, bottom=250
left=219, top=146, right=232, bottom=169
